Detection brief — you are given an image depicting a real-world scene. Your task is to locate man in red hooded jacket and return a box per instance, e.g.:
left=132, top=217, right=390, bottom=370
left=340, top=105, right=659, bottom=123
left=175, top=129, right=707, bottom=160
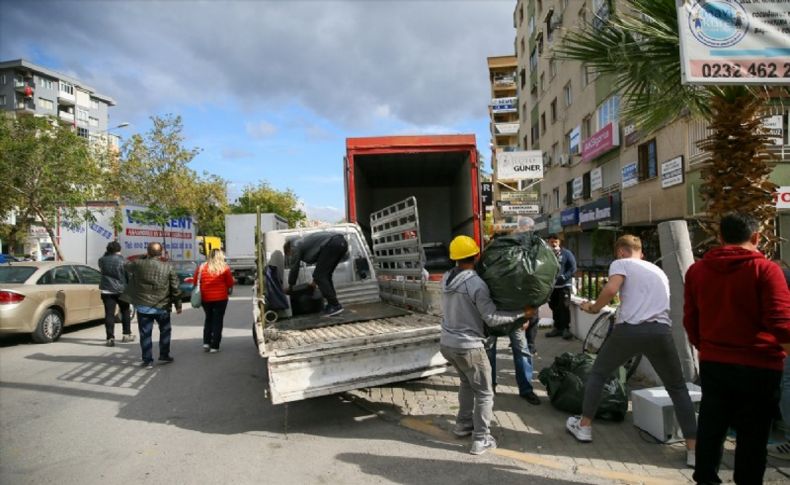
left=684, top=212, right=790, bottom=484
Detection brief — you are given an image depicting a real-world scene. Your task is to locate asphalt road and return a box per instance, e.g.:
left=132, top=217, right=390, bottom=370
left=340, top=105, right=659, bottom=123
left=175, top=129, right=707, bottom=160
left=0, top=286, right=599, bottom=485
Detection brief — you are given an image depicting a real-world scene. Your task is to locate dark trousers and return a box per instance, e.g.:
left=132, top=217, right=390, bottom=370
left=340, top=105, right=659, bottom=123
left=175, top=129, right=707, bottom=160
left=312, top=235, right=348, bottom=307
left=694, top=361, right=781, bottom=485
left=486, top=328, right=534, bottom=395
left=202, top=300, right=228, bottom=350
left=525, top=315, right=539, bottom=353
left=548, top=286, right=571, bottom=331
left=101, top=293, right=131, bottom=339
left=138, top=311, right=172, bottom=364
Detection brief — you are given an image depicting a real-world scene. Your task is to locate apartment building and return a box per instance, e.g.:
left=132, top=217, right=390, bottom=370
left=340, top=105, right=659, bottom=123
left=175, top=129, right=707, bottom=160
left=513, top=0, right=790, bottom=265
left=487, top=55, right=521, bottom=224
left=0, top=59, right=117, bottom=143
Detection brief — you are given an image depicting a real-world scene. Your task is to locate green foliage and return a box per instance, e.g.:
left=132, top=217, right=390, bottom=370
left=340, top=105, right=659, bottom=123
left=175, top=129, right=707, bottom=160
left=231, top=181, right=306, bottom=228
left=0, top=115, right=102, bottom=259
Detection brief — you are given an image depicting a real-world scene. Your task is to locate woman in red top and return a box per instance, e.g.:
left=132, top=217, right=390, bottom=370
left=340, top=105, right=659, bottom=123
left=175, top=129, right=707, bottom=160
left=194, top=249, right=235, bottom=353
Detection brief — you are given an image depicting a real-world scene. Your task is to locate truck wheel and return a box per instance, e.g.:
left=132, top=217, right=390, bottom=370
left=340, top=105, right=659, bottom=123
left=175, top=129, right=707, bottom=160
left=32, top=308, right=64, bottom=343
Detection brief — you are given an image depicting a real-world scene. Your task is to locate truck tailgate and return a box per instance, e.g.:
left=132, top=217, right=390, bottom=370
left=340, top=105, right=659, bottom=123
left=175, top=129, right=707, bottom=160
left=264, top=313, right=445, bottom=404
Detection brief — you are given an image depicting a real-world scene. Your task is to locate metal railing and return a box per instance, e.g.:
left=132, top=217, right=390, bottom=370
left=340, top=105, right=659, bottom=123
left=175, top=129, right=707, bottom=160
left=573, top=266, right=610, bottom=301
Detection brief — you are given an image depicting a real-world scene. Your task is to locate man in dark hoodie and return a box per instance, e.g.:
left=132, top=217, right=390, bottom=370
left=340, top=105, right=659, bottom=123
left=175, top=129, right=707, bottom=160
left=684, top=212, right=790, bottom=484
left=285, top=231, right=348, bottom=317
left=98, top=241, right=133, bottom=346
left=440, top=235, right=535, bottom=456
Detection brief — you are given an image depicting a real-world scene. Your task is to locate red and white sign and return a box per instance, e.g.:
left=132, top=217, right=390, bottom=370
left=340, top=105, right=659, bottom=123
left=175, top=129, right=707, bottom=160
left=582, top=122, right=620, bottom=162
left=776, top=186, right=790, bottom=209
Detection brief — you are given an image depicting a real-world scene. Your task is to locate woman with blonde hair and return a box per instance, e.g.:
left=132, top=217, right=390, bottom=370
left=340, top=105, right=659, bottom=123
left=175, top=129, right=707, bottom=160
left=194, top=249, right=235, bottom=353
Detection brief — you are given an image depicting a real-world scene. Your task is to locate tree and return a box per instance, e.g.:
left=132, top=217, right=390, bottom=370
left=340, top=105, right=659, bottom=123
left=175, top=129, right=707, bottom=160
left=118, top=114, right=229, bottom=244
left=231, top=181, right=306, bottom=227
left=0, top=115, right=102, bottom=259
left=556, top=0, right=785, bottom=255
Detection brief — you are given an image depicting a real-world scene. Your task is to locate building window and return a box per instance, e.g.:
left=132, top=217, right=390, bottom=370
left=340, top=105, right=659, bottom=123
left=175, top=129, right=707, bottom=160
left=90, top=99, right=99, bottom=110
left=537, top=0, right=543, bottom=15
left=543, top=193, right=549, bottom=212
left=0, top=94, right=5, bottom=106
left=77, top=127, right=89, bottom=138
left=523, top=134, right=529, bottom=150
left=537, top=32, right=544, bottom=55
left=596, top=95, right=621, bottom=130
left=38, top=77, right=54, bottom=90
left=550, top=98, right=558, bottom=123
left=528, top=15, right=536, bottom=36
left=579, top=5, right=587, bottom=24
left=522, top=102, right=527, bottom=120
left=531, top=122, right=540, bottom=147
left=519, top=4, right=524, bottom=24
left=553, top=187, right=560, bottom=209
left=638, top=139, right=658, bottom=180
left=549, top=58, right=557, bottom=78
left=529, top=48, right=538, bottom=73
left=564, top=82, right=573, bottom=107
left=0, top=74, right=5, bottom=85
left=540, top=73, right=545, bottom=92
left=581, top=64, right=590, bottom=88
left=552, top=142, right=559, bottom=166
left=38, top=97, right=54, bottom=110
left=565, top=180, right=574, bottom=205
left=583, top=171, right=591, bottom=199
left=541, top=113, right=546, bottom=133
left=59, top=82, right=74, bottom=95
left=77, top=108, right=89, bottom=122
left=583, top=115, right=593, bottom=139
left=89, top=116, right=99, bottom=127
left=520, top=37, right=525, bottom=57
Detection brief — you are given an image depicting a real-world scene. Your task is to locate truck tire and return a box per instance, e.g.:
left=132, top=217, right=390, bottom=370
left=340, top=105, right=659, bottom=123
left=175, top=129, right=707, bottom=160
left=32, top=308, right=64, bottom=343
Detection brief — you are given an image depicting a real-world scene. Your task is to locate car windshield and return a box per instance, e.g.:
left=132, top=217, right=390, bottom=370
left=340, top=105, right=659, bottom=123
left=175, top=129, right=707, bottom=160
left=0, top=266, right=37, bottom=283
left=171, top=261, right=197, bottom=273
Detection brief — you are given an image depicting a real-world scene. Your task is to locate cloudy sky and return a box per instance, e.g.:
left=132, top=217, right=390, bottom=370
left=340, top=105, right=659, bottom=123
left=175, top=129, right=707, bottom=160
left=1, top=0, right=516, bottom=222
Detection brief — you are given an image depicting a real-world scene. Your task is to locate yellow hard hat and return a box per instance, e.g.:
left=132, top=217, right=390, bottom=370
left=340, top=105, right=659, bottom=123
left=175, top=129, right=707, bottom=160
left=449, top=235, right=480, bottom=261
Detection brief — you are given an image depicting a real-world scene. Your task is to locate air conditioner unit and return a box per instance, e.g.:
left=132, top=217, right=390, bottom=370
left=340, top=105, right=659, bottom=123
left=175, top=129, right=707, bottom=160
left=559, top=154, right=569, bottom=166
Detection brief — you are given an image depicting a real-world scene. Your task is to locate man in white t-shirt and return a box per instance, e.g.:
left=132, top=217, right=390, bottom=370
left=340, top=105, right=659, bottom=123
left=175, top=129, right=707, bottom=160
left=566, top=235, right=697, bottom=467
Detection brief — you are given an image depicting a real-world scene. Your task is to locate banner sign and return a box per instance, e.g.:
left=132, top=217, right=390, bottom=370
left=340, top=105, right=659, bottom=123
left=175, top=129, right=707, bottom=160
left=481, top=182, right=493, bottom=206
left=582, top=122, right=620, bottom=162
left=763, top=115, right=784, bottom=146
left=677, top=0, right=790, bottom=85
left=495, top=123, right=520, bottom=135
left=622, top=162, right=639, bottom=188
left=776, top=186, right=790, bottom=209
left=502, top=204, right=541, bottom=215
left=499, top=190, right=540, bottom=202
left=579, top=192, right=622, bottom=230
left=496, top=150, right=544, bottom=181
left=569, top=125, right=582, bottom=154
left=561, top=207, right=579, bottom=226
left=572, top=176, right=584, bottom=200
left=492, top=97, right=518, bottom=113
left=661, top=156, right=685, bottom=188
left=591, top=167, right=603, bottom=192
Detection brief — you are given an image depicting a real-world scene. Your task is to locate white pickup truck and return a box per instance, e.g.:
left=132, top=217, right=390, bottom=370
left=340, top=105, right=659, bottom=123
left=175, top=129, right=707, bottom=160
left=252, top=198, right=450, bottom=404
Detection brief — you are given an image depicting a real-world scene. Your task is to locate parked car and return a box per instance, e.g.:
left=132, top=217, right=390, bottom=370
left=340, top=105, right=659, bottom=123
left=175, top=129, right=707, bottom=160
left=0, top=262, right=105, bottom=343
left=170, top=260, right=198, bottom=300
left=0, top=254, right=22, bottom=263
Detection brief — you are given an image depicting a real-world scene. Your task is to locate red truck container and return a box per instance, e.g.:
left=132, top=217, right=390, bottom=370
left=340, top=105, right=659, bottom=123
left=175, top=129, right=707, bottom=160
left=344, top=134, right=482, bottom=270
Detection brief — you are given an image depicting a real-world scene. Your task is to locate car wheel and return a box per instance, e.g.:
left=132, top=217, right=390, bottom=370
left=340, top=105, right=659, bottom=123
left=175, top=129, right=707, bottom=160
left=33, top=308, right=64, bottom=343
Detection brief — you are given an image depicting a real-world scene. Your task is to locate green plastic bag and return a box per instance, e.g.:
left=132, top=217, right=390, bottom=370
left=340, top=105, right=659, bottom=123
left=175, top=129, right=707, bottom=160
left=479, top=232, right=559, bottom=311
left=538, top=352, right=628, bottom=422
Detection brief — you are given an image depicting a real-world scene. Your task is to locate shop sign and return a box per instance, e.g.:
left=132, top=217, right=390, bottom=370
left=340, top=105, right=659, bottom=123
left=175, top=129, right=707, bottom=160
left=569, top=125, right=581, bottom=154
left=624, top=122, right=641, bottom=146
left=763, top=115, right=784, bottom=146
left=481, top=182, right=493, bottom=206
left=495, top=123, right=520, bottom=135
left=622, top=162, right=638, bottom=188
left=499, top=190, right=539, bottom=202
left=561, top=207, right=579, bottom=226
left=591, top=167, right=603, bottom=192
left=572, top=176, right=584, bottom=200
left=677, top=1, right=790, bottom=85
left=496, top=150, right=544, bottom=181
left=549, top=214, right=563, bottom=234
left=492, top=97, right=518, bottom=113
left=579, top=192, right=622, bottom=231
left=661, top=156, right=684, bottom=188
left=582, top=122, right=620, bottom=162
left=502, top=204, right=540, bottom=215
left=776, top=186, right=790, bottom=209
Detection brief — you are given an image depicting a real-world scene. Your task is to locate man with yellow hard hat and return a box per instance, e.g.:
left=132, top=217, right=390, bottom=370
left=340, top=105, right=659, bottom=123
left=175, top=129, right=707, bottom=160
left=440, top=235, right=536, bottom=455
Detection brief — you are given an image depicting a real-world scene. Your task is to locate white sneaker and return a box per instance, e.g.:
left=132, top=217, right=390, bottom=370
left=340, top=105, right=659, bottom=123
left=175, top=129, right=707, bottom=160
left=202, top=344, right=210, bottom=351
left=767, top=441, right=790, bottom=460
left=687, top=449, right=696, bottom=468
left=469, top=435, right=497, bottom=455
left=209, top=348, right=220, bottom=354
left=566, top=416, right=592, bottom=442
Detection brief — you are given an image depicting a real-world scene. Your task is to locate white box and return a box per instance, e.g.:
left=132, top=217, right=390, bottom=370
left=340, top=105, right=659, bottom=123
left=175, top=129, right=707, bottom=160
left=631, top=383, right=701, bottom=442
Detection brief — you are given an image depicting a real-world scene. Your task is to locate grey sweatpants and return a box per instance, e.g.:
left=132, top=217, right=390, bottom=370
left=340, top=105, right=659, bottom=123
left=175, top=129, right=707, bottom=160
left=440, top=345, right=494, bottom=441
left=582, top=321, right=697, bottom=439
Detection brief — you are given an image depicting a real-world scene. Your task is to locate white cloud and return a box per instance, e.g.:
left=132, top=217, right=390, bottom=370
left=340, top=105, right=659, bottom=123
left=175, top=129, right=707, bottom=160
left=221, top=147, right=254, bottom=159
left=304, top=205, right=344, bottom=223
left=245, top=121, right=278, bottom=139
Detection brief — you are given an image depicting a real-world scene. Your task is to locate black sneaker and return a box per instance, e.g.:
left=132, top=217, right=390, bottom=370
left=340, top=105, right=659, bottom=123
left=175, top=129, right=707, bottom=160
left=562, top=329, right=573, bottom=340
left=158, top=355, right=174, bottom=364
left=545, top=329, right=562, bottom=338
left=521, top=391, right=541, bottom=405
left=106, top=338, right=115, bottom=347
left=140, top=361, right=154, bottom=369
left=322, top=304, right=344, bottom=317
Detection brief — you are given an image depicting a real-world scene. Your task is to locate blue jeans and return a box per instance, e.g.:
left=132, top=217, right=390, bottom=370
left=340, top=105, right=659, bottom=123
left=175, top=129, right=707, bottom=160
left=782, top=357, right=790, bottom=440
left=486, top=328, right=534, bottom=395
left=137, top=311, right=172, bottom=363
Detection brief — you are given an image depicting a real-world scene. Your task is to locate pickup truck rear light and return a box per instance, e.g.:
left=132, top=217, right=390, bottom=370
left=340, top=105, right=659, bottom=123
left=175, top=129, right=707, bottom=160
left=0, top=291, right=25, bottom=304
left=184, top=277, right=194, bottom=284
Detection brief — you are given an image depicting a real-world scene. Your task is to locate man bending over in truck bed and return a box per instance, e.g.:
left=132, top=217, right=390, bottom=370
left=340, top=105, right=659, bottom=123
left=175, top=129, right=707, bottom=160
left=284, top=232, right=349, bottom=317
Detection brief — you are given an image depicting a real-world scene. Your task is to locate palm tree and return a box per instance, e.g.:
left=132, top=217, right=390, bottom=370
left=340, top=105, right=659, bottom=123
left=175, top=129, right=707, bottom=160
left=555, top=0, right=785, bottom=255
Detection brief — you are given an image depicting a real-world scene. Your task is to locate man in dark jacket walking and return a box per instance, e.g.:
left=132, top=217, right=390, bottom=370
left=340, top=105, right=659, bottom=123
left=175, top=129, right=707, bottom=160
left=684, top=213, right=790, bottom=484
left=125, top=243, right=181, bottom=369
left=98, top=241, right=133, bottom=347
left=546, top=234, right=577, bottom=339
left=284, top=231, right=348, bottom=317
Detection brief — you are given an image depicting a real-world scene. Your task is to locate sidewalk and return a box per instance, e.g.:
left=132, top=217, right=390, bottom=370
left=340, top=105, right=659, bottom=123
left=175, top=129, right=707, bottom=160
left=348, top=314, right=790, bottom=484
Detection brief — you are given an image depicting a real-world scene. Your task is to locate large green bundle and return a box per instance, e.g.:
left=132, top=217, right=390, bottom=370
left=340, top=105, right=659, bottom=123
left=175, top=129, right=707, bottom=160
left=479, top=232, right=559, bottom=310
left=538, top=352, right=628, bottom=422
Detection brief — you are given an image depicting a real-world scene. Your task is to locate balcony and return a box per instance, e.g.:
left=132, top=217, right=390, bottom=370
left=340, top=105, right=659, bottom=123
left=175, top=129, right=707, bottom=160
left=58, top=110, right=74, bottom=123
left=14, top=79, right=34, bottom=92
left=58, top=90, right=75, bottom=105
left=15, top=101, right=34, bottom=112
